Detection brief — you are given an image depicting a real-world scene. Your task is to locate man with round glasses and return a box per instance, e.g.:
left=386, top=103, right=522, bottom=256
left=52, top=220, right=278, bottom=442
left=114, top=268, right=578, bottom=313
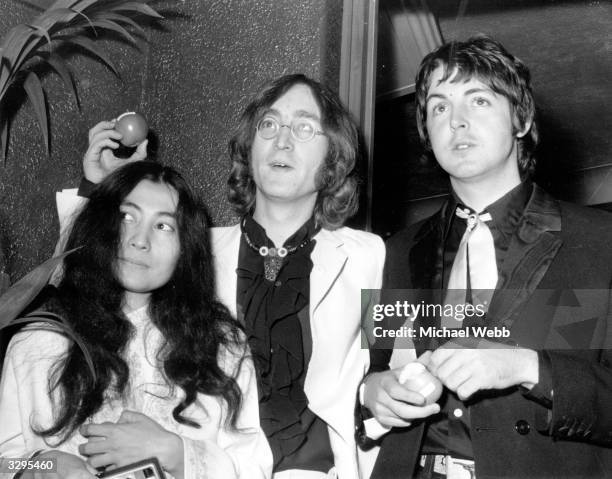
left=216, top=73, right=384, bottom=479
left=56, top=74, right=384, bottom=478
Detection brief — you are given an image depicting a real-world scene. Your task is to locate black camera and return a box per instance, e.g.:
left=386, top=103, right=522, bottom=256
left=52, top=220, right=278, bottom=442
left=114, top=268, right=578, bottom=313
left=98, top=458, right=163, bottom=479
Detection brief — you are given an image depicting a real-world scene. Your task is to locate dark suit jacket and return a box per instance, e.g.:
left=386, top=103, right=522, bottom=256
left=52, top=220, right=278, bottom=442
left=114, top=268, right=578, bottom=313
left=369, top=186, right=612, bottom=479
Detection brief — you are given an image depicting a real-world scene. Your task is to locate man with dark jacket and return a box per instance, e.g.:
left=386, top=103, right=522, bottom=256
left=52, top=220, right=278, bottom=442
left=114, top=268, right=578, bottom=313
left=359, top=36, right=612, bottom=479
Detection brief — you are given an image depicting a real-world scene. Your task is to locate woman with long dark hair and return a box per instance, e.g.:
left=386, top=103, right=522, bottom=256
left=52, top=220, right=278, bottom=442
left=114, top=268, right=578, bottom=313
left=0, top=161, right=271, bottom=478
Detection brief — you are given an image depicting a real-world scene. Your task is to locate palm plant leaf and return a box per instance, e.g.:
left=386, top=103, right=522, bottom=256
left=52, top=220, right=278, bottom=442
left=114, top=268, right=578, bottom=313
left=35, top=51, right=79, bottom=106
left=111, top=2, right=163, bottom=19
left=0, top=24, right=35, bottom=98
left=33, top=8, right=88, bottom=30
left=13, top=36, right=46, bottom=87
left=27, top=23, right=53, bottom=46
left=0, top=112, right=8, bottom=163
left=17, top=0, right=49, bottom=10
left=88, top=19, right=137, bottom=44
left=71, top=0, right=100, bottom=10
left=60, top=36, right=119, bottom=76
left=23, top=71, right=49, bottom=153
left=93, top=12, right=146, bottom=37
left=0, top=248, right=76, bottom=326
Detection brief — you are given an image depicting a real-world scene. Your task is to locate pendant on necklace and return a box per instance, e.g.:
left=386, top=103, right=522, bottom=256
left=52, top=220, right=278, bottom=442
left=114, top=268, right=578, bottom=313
left=259, top=246, right=287, bottom=281
left=264, top=252, right=284, bottom=281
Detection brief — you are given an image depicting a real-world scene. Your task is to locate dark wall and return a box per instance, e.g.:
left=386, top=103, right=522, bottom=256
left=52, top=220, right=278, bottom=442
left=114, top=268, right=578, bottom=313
left=0, top=0, right=342, bottom=282
left=372, top=0, right=612, bottom=237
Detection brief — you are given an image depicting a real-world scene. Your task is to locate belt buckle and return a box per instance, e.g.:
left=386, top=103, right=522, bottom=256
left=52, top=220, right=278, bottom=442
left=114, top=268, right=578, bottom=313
left=445, top=455, right=476, bottom=479
left=432, top=455, right=446, bottom=475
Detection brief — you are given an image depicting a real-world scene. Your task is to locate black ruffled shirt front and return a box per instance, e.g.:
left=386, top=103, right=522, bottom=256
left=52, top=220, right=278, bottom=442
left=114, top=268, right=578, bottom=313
left=236, top=215, right=333, bottom=472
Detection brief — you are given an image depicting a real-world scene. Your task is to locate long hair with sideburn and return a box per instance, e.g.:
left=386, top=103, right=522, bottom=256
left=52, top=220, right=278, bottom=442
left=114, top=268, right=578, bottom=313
left=415, top=35, right=538, bottom=179
left=227, top=73, right=360, bottom=230
left=37, top=161, right=245, bottom=443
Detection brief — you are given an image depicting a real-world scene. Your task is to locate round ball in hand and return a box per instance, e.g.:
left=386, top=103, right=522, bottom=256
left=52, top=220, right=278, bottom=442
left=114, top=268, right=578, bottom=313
left=398, top=361, right=443, bottom=405
left=115, top=112, right=149, bottom=147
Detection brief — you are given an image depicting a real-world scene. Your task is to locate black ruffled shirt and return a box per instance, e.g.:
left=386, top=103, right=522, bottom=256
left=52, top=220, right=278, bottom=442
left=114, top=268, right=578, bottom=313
left=236, top=215, right=333, bottom=473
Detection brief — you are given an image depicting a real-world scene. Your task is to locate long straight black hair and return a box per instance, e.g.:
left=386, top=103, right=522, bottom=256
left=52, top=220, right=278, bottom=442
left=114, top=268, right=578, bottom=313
left=38, top=161, right=245, bottom=443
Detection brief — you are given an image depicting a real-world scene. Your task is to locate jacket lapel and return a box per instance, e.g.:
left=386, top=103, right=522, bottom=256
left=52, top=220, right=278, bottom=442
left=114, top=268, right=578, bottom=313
left=409, top=203, right=450, bottom=291
left=310, top=229, right=347, bottom=314
left=407, top=205, right=451, bottom=353
left=488, top=185, right=563, bottom=329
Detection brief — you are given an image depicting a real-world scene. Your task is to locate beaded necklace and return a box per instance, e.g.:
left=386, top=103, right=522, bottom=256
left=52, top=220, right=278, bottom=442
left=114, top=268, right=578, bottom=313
left=241, top=217, right=314, bottom=281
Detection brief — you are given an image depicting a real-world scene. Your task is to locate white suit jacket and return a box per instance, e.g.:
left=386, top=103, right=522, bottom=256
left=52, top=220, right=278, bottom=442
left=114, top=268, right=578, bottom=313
left=211, top=224, right=385, bottom=479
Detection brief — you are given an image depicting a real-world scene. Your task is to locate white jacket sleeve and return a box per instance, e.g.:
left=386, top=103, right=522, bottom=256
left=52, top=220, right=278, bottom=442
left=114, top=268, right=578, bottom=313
left=54, top=188, right=88, bottom=256
left=0, top=327, right=70, bottom=458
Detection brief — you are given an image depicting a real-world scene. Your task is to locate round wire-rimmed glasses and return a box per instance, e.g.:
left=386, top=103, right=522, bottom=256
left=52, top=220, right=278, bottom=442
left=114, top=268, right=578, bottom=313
left=256, top=116, right=325, bottom=142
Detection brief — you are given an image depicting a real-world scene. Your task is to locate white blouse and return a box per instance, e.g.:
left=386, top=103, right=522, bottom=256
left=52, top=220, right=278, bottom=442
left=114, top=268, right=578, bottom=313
left=0, top=307, right=272, bottom=478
